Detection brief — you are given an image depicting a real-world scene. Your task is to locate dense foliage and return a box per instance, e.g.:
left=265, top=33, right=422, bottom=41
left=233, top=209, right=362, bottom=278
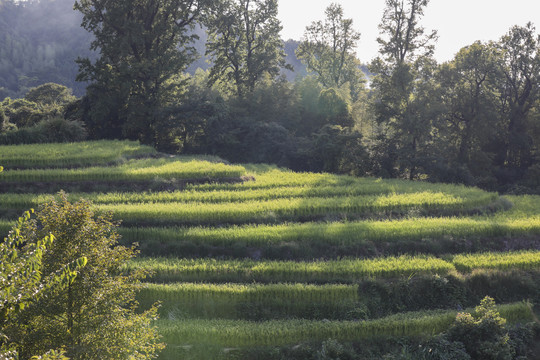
left=0, top=210, right=85, bottom=359
left=0, top=192, right=163, bottom=359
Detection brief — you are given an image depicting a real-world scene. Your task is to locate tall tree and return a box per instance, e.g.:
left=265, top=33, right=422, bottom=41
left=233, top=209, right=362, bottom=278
left=369, top=0, right=437, bottom=179
left=204, top=0, right=288, bottom=97
left=376, top=0, right=437, bottom=65
left=75, top=0, right=211, bottom=142
left=296, top=3, right=364, bottom=99
left=496, top=23, right=540, bottom=175
left=437, top=42, right=501, bottom=172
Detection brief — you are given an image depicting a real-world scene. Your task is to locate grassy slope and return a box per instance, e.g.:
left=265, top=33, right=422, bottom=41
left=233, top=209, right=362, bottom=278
left=0, top=141, right=538, bottom=359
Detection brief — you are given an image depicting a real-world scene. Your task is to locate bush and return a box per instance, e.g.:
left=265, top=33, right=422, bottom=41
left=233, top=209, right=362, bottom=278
left=24, top=83, right=76, bottom=107
left=1, top=209, right=85, bottom=359
left=1, top=98, right=45, bottom=128
left=316, top=339, right=357, bottom=360
left=0, top=117, right=87, bottom=145
left=446, top=297, right=514, bottom=360
left=37, top=117, right=87, bottom=143
left=0, top=105, right=16, bottom=133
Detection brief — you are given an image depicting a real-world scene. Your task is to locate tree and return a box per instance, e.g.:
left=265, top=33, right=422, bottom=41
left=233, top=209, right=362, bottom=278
left=495, top=23, right=540, bottom=177
left=24, top=83, right=76, bottom=107
left=1, top=209, right=86, bottom=359
left=5, top=194, right=163, bottom=359
left=317, top=87, right=354, bottom=127
left=75, top=0, right=212, bottom=142
left=204, top=0, right=288, bottom=97
left=296, top=3, right=364, bottom=99
left=369, top=0, right=438, bottom=180
left=436, top=42, right=501, bottom=180
left=376, top=0, right=437, bottom=65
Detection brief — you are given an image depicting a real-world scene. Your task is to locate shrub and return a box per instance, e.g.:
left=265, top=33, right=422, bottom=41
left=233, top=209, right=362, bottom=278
left=0, top=117, right=87, bottom=145
left=446, top=297, right=515, bottom=360
left=6, top=194, right=164, bottom=359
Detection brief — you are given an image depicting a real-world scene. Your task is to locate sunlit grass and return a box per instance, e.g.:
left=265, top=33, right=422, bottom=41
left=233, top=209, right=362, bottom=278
left=0, top=140, right=157, bottom=168
left=125, top=251, right=540, bottom=284
left=157, top=302, right=532, bottom=347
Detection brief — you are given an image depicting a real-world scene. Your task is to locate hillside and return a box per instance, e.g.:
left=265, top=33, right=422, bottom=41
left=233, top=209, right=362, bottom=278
left=0, top=140, right=539, bottom=359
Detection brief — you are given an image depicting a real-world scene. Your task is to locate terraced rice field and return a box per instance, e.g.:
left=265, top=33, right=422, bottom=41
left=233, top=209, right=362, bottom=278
left=1, top=140, right=538, bottom=359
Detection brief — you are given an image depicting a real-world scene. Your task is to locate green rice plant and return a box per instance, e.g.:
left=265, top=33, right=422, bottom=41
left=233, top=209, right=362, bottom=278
left=118, top=195, right=539, bottom=248
left=0, top=182, right=495, bottom=212
left=99, top=191, right=497, bottom=226
left=452, top=250, right=540, bottom=272
left=0, top=140, right=157, bottom=168
left=138, top=282, right=359, bottom=319
left=125, top=256, right=455, bottom=284
left=156, top=302, right=533, bottom=347
left=126, top=250, right=540, bottom=284
left=0, top=158, right=246, bottom=183
left=188, top=167, right=496, bottom=198
left=118, top=214, right=536, bottom=248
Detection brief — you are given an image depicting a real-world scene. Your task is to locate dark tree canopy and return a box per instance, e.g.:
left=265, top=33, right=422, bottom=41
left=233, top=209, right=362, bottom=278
left=496, top=22, right=540, bottom=173
left=76, top=0, right=213, bottom=142
left=369, top=0, right=438, bottom=180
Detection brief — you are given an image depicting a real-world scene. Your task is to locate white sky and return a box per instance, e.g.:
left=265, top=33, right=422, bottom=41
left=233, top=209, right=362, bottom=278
left=278, top=0, right=540, bottom=64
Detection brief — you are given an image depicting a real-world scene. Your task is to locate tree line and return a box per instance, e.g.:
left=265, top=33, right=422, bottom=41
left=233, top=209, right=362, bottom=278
left=0, top=0, right=539, bottom=193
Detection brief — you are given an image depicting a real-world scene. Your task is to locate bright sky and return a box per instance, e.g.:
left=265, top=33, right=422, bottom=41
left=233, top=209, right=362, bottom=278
left=278, top=0, right=540, bottom=64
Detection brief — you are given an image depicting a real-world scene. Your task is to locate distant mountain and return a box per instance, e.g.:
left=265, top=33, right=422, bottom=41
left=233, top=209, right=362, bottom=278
left=0, top=0, right=95, bottom=99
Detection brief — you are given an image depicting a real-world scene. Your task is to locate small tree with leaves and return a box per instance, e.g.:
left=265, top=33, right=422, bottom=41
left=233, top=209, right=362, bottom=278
left=1, top=207, right=86, bottom=359
left=4, top=194, right=163, bottom=359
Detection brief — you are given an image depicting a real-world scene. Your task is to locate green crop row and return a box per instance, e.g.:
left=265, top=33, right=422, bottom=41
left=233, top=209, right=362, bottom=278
left=157, top=302, right=533, bottom=347
left=125, top=251, right=540, bottom=284
left=2, top=196, right=534, bottom=249
left=120, top=212, right=540, bottom=250
left=125, top=255, right=456, bottom=283
left=0, top=158, right=246, bottom=183
left=117, top=196, right=537, bottom=250
left=0, top=140, right=157, bottom=169
left=188, top=167, right=494, bottom=197
left=453, top=251, right=540, bottom=272
left=0, top=183, right=495, bottom=209
left=100, top=191, right=497, bottom=226
left=138, top=282, right=359, bottom=319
